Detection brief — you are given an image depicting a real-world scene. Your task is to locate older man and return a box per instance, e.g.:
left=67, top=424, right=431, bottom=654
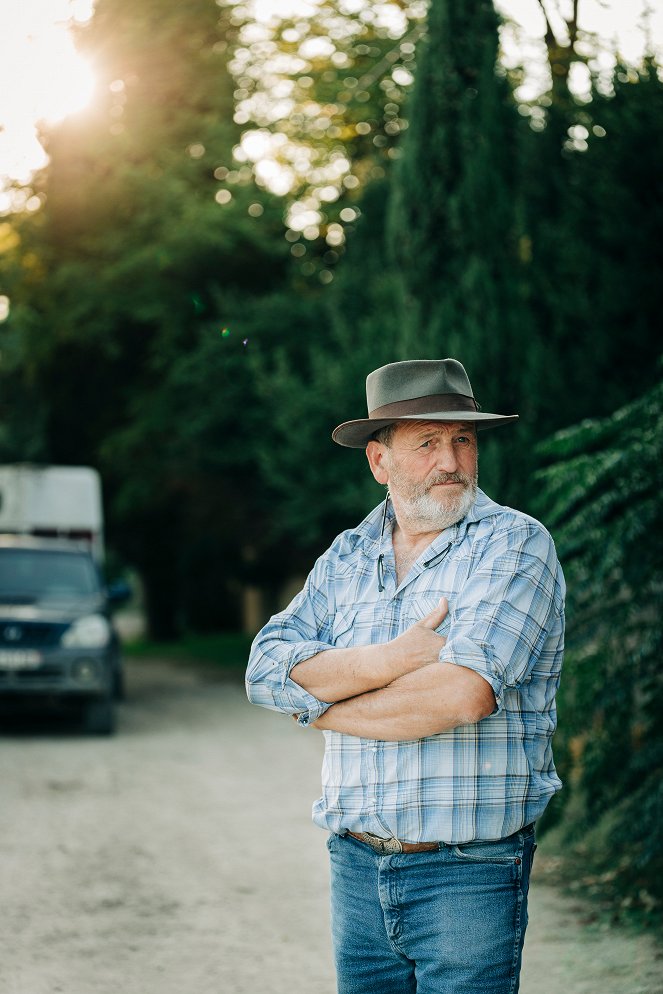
left=246, top=359, right=565, bottom=994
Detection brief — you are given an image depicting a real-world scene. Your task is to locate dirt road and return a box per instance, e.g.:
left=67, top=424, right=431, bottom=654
left=1, top=658, right=660, bottom=994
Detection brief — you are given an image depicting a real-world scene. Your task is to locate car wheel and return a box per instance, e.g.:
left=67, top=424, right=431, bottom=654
left=81, top=693, right=116, bottom=735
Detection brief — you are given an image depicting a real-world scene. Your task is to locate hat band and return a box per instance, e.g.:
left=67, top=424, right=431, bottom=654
left=370, top=393, right=478, bottom=420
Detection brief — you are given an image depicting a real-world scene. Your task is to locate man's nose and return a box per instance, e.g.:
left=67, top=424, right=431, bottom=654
left=435, top=443, right=459, bottom=473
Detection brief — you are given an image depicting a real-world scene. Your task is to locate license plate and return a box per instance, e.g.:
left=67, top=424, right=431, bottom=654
left=0, top=650, right=43, bottom=669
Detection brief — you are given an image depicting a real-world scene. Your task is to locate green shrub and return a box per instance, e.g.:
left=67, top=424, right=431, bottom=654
left=535, top=370, right=663, bottom=918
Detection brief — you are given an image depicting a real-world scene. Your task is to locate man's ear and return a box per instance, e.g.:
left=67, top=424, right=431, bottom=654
left=366, top=440, right=389, bottom=485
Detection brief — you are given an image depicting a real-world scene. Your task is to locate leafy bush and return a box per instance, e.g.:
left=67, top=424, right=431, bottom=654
left=535, top=370, right=663, bottom=917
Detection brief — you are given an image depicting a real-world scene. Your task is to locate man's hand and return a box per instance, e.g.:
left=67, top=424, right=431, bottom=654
left=387, top=596, right=449, bottom=675
left=289, top=597, right=450, bottom=705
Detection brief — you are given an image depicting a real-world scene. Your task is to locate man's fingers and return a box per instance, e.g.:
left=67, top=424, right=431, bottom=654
left=418, top=596, right=449, bottom=631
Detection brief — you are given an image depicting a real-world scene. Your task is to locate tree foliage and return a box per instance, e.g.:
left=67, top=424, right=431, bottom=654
left=0, top=0, right=661, bottom=646
left=0, top=0, right=289, bottom=635
left=534, top=371, right=663, bottom=913
left=229, top=3, right=424, bottom=202
left=386, top=0, right=531, bottom=503
left=0, top=0, right=424, bottom=634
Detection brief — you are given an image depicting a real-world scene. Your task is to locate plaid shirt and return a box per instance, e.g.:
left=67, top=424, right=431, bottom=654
left=246, top=489, right=565, bottom=844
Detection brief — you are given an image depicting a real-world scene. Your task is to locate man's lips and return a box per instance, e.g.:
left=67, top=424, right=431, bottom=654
left=430, top=480, right=465, bottom=488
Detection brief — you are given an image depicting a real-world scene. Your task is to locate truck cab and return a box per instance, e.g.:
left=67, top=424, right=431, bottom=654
left=0, top=465, right=128, bottom=734
left=0, top=535, right=127, bottom=733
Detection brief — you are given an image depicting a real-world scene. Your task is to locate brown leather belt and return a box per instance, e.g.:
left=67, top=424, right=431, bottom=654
left=348, top=832, right=439, bottom=855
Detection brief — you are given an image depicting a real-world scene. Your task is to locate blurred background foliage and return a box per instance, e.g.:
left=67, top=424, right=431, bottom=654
left=0, top=0, right=661, bottom=919
left=534, top=375, right=663, bottom=919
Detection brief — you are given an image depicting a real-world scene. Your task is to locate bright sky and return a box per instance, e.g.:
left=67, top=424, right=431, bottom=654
left=0, top=0, right=95, bottom=188
left=0, top=0, right=662, bottom=192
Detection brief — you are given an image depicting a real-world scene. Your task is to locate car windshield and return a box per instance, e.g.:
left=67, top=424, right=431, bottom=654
left=0, top=549, right=100, bottom=603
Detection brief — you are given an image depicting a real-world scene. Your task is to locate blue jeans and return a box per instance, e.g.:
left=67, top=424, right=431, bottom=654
left=327, top=825, right=536, bottom=994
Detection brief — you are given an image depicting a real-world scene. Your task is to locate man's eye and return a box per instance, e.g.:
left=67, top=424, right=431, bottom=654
left=456, top=436, right=471, bottom=445
left=420, top=440, right=432, bottom=448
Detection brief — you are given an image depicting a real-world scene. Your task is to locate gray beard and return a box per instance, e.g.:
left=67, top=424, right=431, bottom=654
left=389, top=470, right=478, bottom=533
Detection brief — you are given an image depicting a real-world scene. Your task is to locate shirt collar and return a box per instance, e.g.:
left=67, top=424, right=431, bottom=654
left=457, top=487, right=502, bottom=533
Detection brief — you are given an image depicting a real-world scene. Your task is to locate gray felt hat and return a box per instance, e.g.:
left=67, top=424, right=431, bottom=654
left=332, top=358, right=519, bottom=448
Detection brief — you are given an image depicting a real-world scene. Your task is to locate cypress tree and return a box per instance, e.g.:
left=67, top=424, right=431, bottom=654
left=521, top=59, right=663, bottom=434
left=387, top=0, right=530, bottom=503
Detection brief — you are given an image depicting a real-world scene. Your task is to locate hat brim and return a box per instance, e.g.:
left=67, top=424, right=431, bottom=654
left=332, top=411, right=519, bottom=448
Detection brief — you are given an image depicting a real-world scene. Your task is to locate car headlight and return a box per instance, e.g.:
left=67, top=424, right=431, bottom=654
left=61, top=614, right=111, bottom=649
left=71, top=657, right=102, bottom=684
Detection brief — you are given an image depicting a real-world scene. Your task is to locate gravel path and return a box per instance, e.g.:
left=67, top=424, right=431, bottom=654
left=0, top=658, right=660, bottom=994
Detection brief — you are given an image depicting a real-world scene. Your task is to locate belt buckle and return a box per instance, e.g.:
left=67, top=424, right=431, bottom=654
left=361, top=832, right=403, bottom=855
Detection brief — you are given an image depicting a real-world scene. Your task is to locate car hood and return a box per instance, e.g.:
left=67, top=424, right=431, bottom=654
left=0, top=597, right=106, bottom=624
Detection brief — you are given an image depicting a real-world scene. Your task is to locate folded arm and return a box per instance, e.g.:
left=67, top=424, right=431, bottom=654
left=310, top=662, right=496, bottom=740
left=289, top=597, right=450, bottom=702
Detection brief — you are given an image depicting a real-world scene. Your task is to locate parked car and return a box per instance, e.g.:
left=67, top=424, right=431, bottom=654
left=0, top=535, right=129, bottom=734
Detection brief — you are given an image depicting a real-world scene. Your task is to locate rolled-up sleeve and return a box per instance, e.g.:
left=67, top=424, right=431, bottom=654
left=439, top=521, right=563, bottom=714
left=246, top=550, right=335, bottom=725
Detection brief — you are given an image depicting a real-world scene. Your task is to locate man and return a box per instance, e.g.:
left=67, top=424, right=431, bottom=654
left=246, top=358, right=565, bottom=994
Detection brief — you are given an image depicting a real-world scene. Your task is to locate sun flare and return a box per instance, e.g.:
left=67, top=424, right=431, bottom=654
left=0, top=0, right=96, bottom=187
left=1, top=0, right=662, bottom=196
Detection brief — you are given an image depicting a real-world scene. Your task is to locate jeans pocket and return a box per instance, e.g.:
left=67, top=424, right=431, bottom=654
left=451, top=835, right=523, bottom=864
left=528, top=841, right=538, bottom=873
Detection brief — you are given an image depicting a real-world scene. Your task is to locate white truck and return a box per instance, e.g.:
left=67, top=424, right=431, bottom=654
left=0, top=465, right=104, bottom=560
left=0, top=465, right=128, bottom=734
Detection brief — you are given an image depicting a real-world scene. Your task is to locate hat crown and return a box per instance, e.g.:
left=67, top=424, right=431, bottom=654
left=366, top=359, right=474, bottom=414
left=331, top=356, right=518, bottom=448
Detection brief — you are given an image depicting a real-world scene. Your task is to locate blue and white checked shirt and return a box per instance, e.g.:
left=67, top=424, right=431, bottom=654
left=246, top=489, right=565, bottom=844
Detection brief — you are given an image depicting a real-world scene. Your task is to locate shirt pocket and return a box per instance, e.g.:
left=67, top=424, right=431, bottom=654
left=331, top=606, right=357, bottom=647
left=402, top=593, right=451, bottom=636
left=331, top=602, right=381, bottom=647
